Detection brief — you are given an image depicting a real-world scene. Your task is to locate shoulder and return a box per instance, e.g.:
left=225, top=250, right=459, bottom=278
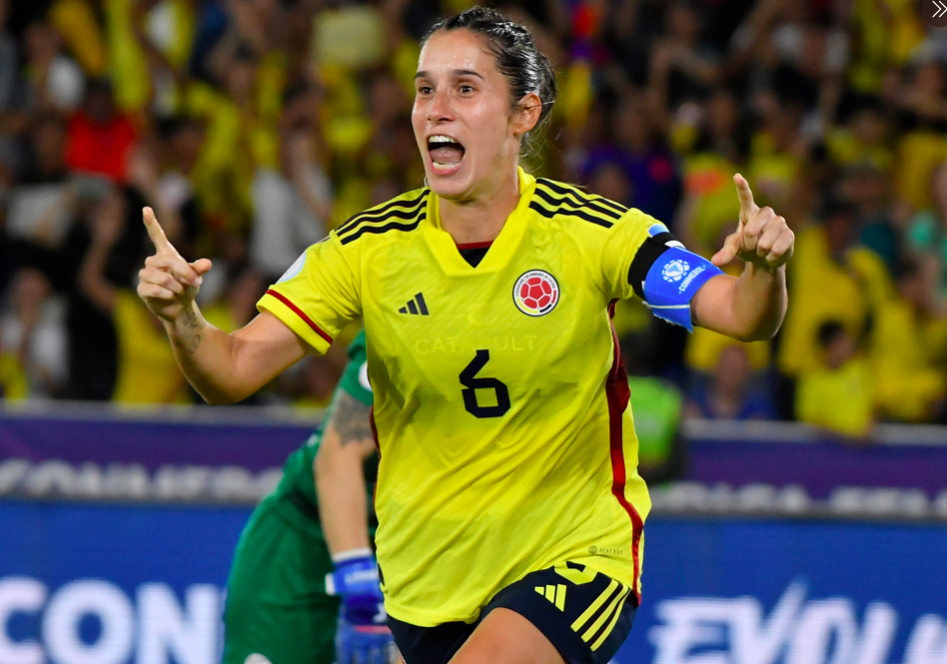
left=332, top=187, right=431, bottom=247
left=529, top=178, right=630, bottom=230
left=530, top=178, right=659, bottom=236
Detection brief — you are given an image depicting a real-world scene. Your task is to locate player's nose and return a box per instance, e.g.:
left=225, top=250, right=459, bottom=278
left=427, top=89, right=454, bottom=123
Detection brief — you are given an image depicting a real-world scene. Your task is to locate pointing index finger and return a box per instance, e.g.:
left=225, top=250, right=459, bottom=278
left=733, top=173, right=758, bottom=217
left=143, top=207, right=175, bottom=255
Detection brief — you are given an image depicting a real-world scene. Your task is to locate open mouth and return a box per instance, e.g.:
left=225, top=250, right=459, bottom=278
left=427, top=135, right=466, bottom=175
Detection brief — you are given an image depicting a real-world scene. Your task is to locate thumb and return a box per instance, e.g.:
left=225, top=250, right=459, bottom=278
left=711, top=232, right=740, bottom=266
left=190, top=258, right=213, bottom=276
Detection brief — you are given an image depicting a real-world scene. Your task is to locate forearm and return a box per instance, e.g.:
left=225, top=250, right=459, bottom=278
left=313, top=391, right=375, bottom=556
left=730, top=262, right=787, bottom=341
left=315, top=437, right=372, bottom=556
left=162, top=302, right=243, bottom=403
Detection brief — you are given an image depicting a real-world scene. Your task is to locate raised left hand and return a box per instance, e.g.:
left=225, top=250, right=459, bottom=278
left=711, top=174, right=794, bottom=271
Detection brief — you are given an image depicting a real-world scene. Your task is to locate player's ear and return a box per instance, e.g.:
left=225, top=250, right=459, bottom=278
left=512, top=92, right=542, bottom=138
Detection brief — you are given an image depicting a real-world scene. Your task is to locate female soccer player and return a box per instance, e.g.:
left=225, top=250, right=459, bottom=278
left=137, top=8, right=793, bottom=664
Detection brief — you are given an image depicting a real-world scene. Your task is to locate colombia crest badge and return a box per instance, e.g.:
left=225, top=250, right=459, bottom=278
left=513, top=270, right=560, bottom=317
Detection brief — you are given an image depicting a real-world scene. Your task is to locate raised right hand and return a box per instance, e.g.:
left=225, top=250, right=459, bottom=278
left=138, top=207, right=212, bottom=322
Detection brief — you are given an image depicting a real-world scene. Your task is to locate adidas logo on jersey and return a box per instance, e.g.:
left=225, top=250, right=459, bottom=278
left=398, top=293, right=429, bottom=315
left=535, top=584, right=567, bottom=611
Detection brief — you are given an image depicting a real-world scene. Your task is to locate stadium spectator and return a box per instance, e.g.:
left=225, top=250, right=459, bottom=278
left=250, top=128, right=332, bottom=282
left=0, top=267, right=68, bottom=398
left=906, top=161, right=947, bottom=298
left=78, top=189, right=189, bottom=404
left=203, top=263, right=268, bottom=335
left=796, top=320, right=874, bottom=439
left=778, top=198, right=892, bottom=380
left=580, top=95, right=682, bottom=223
left=22, top=21, right=85, bottom=113
left=5, top=112, right=75, bottom=259
left=65, top=79, right=137, bottom=182
left=153, top=116, right=205, bottom=258
left=0, top=0, right=944, bottom=431
left=0, top=0, right=18, bottom=113
left=685, top=344, right=775, bottom=420
left=0, top=321, right=27, bottom=400
left=871, top=256, right=947, bottom=423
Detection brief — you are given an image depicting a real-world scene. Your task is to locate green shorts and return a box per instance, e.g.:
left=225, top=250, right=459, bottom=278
left=222, top=495, right=339, bottom=664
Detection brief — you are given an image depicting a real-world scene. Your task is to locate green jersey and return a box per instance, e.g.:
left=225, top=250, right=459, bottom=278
left=270, top=330, right=376, bottom=532
left=222, top=331, right=376, bottom=664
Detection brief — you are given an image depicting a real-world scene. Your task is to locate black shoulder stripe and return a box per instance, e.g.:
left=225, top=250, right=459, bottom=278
left=538, top=179, right=629, bottom=214
left=533, top=186, right=623, bottom=222
left=339, top=212, right=426, bottom=245
left=336, top=191, right=429, bottom=236
left=535, top=179, right=628, bottom=215
left=529, top=200, right=613, bottom=228
left=337, top=205, right=427, bottom=240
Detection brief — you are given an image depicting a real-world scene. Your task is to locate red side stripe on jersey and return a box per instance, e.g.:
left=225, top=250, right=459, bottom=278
left=369, top=405, right=381, bottom=509
left=265, top=289, right=333, bottom=344
left=605, top=300, right=644, bottom=605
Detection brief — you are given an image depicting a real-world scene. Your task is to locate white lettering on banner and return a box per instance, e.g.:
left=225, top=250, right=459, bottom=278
left=650, top=582, right=942, bottom=664
left=786, top=599, right=857, bottom=664
left=0, top=577, right=46, bottom=664
left=904, top=615, right=947, bottom=664
left=136, top=584, right=220, bottom=664
left=0, top=578, right=223, bottom=664
left=43, top=581, right=135, bottom=664
left=855, top=603, right=898, bottom=664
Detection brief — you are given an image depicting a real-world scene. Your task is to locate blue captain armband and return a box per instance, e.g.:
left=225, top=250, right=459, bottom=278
left=642, top=246, right=722, bottom=331
left=628, top=228, right=723, bottom=331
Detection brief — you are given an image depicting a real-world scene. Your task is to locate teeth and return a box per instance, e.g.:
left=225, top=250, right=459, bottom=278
left=429, top=136, right=457, bottom=144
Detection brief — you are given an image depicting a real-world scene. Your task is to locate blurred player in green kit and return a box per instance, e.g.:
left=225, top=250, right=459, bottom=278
left=221, top=330, right=396, bottom=664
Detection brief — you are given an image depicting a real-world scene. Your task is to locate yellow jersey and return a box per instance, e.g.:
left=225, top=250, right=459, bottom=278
left=258, top=169, right=655, bottom=625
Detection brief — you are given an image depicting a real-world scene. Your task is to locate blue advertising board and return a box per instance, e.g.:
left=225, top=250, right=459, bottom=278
left=1, top=502, right=945, bottom=664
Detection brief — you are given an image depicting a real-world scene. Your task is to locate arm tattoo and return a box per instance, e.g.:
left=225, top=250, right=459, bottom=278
left=328, top=392, right=373, bottom=445
left=179, top=308, right=204, bottom=354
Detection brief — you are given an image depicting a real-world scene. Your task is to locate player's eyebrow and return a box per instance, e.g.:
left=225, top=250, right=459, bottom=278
left=414, top=69, right=486, bottom=81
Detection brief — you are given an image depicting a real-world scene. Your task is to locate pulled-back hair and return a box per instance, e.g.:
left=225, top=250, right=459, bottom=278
left=422, top=7, right=557, bottom=149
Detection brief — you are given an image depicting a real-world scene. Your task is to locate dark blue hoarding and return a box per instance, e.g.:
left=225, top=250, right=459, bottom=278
left=1, top=502, right=945, bottom=664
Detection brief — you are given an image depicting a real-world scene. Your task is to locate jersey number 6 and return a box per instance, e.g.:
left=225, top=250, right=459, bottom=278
left=459, top=350, right=511, bottom=418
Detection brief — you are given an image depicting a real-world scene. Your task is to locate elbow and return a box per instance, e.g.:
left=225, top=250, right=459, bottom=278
left=737, top=328, right=778, bottom=343
left=734, top=315, right=786, bottom=343
left=196, top=385, right=246, bottom=406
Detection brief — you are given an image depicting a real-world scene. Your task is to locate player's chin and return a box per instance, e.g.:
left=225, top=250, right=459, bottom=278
left=426, top=164, right=472, bottom=199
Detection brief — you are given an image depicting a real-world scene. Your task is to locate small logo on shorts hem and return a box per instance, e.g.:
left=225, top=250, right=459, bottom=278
left=589, top=545, right=624, bottom=556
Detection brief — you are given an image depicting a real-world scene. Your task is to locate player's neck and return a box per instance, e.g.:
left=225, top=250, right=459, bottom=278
left=437, top=170, right=521, bottom=244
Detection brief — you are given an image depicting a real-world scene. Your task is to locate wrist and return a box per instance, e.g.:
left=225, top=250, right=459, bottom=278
left=326, top=551, right=385, bottom=625
left=327, top=552, right=379, bottom=594
left=332, top=547, right=374, bottom=564
left=744, top=259, right=783, bottom=278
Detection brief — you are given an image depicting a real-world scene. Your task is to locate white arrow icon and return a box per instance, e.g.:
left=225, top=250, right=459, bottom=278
left=935, top=0, right=947, bottom=17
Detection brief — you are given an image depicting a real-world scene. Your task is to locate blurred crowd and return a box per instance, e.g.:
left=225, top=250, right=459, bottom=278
left=0, top=0, right=946, bottom=443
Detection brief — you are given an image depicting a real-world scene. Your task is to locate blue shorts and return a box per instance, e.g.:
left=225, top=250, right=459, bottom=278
left=388, top=562, right=636, bottom=664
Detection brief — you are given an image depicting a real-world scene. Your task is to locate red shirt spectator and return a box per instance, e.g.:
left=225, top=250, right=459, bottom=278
left=65, top=80, right=136, bottom=182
